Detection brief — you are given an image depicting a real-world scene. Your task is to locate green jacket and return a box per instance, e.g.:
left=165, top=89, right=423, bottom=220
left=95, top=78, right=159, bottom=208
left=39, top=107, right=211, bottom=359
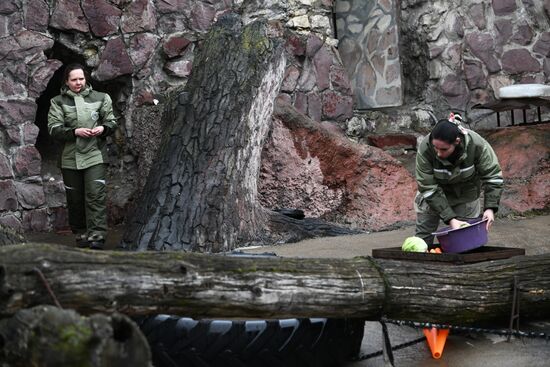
left=415, top=129, right=504, bottom=223
left=48, top=85, right=117, bottom=170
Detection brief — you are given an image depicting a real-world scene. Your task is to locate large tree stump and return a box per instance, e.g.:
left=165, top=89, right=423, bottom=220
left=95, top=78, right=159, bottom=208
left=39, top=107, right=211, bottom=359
left=122, top=14, right=358, bottom=252
left=0, top=305, right=150, bottom=367
left=1, top=244, right=549, bottom=326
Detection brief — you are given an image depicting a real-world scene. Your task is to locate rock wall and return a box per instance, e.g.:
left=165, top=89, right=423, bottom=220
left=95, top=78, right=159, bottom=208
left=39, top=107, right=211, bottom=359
left=399, top=0, right=550, bottom=127
left=1, top=0, right=548, bottom=235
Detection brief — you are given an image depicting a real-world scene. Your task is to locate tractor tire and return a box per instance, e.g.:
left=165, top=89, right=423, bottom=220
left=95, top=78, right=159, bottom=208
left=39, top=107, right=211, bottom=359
left=137, top=315, right=365, bottom=367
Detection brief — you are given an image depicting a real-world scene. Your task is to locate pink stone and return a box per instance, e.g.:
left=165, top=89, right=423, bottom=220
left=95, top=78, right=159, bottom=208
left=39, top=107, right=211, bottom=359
left=313, top=46, right=332, bottom=91
left=121, top=0, right=157, bottom=33
left=25, top=0, right=49, bottom=31
left=190, top=3, right=215, bottom=32
left=502, top=49, right=540, bottom=74
left=163, top=35, right=192, bottom=58
left=15, top=181, right=46, bottom=209
left=128, top=33, right=159, bottom=71
left=322, top=91, right=353, bottom=121
left=0, top=180, right=17, bottom=211
left=307, top=93, right=322, bottom=122
left=95, top=37, right=134, bottom=81
left=0, top=153, right=12, bottom=178
left=492, top=0, right=517, bottom=16
left=82, top=0, right=122, bottom=37
left=13, top=146, right=41, bottom=177
left=28, top=59, right=63, bottom=98
left=281, top=66, right=300, bottom=92
left=22, top=123, right=40, bottom=145
left=50, top=0, right=90, bottom=32
left=22, top=208, right=50, bottom=232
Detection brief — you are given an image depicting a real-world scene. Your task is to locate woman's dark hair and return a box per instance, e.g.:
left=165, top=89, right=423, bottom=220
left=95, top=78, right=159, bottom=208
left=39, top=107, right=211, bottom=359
left=62, top=63, right=88, bottom=82
left=430, top=119, right=462, bottom=144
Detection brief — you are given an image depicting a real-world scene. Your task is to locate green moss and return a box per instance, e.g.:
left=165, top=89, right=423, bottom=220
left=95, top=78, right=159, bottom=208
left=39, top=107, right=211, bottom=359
left=241, top=25, right=269, bottom=54
left=52, top=323, right=93, bottom=366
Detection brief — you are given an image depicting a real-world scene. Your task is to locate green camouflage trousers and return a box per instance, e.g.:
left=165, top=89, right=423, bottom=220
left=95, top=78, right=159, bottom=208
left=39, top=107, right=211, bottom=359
left=62, top=164, right=107, bottom=239
left=414, top=191, right=481, bottom=245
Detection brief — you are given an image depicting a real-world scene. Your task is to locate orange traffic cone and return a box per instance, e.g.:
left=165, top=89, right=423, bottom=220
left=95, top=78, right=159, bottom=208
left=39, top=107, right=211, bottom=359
left=423, top=327, right=449, bottom=359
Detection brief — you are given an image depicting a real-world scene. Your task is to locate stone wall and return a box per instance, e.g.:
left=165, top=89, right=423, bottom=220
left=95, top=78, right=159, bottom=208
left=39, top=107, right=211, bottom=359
left=399, top=0, right=550, bottom=127
left=0, top=0, right=354, bottom=232
left=335, top=0, right=403, bottom=108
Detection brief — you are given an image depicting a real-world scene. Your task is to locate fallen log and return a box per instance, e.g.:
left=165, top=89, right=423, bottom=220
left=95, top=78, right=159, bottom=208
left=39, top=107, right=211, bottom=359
left=1, top=244, right=549, bottom=326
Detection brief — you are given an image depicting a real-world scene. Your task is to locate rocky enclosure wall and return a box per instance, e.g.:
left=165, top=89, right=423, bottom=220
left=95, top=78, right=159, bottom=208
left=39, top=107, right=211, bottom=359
left=0, top=0, right=549, bottom=234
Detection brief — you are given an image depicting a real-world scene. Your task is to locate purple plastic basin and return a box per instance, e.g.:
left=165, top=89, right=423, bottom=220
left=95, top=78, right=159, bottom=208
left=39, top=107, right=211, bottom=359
left=432, top=218, right=489, bottom=253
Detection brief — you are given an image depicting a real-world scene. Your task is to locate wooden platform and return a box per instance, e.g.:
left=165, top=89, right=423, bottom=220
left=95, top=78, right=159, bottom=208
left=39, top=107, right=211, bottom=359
left=371, top=246, right=525, bottom=265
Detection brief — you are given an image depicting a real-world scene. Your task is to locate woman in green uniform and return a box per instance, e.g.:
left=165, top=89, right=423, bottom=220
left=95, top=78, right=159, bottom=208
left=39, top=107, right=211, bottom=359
left=48, top=64, right=117, bottom=249
left=414, top=114, right=504, bottom=245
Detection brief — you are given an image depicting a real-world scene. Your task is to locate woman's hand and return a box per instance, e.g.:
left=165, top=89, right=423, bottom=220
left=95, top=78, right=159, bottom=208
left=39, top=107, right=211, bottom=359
left=75, top=127, right=93, bottom=137
left=91, top=126, right=104, bottom=136
left=75, top=126, right=104, bottom=138
left=449, top=218, right=469, bottom=230
left=483, top=209, right=495, bottom=230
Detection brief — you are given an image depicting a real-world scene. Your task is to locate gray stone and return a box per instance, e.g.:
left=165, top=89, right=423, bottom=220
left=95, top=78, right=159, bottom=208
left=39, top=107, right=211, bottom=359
left=82, top=0, right=122, bottom=37
left=469, top=3, right=486, bottom=30
left=385, top=62, right=401, bottom=84
left=366, top=29, right=381, bottom=54
left=465, top=32, right=501, bottom=73
left=28, top=59, right=63, bottom=98
left=544, top=57, right=550, bottom=81
left=375, top=86, right=402, bottom=107
left=502, top=49, right=540, bottom=73
left=121, top=0, right=157, bottom=33
left=533, top=32, right=550, bottom=57
left=492, top=0, right=517, bottom=16
left=162, top=35, right=191, bottom=58
left=25, top=0, right=49, bottom=31
left=0, top=68, right=26, bottom=98
left=0, top=153, right=12, bottom=178
left=313, top=46, right=332, bottom=91
left=0, top=214, right=22, bottom=232
left=0, top=1, right=18, bottom=14
left=164, top=59, right=193, bottom=77
left=44, top=179, right=66, bottom=207
left=281, top=65, right=300, bottom=92
left=464, top=59, right=487, bottom=89
left=15, top=181, right=46, bottom=209
left=511, top=22, right=533, bottom=46
left=307, top=92, right=322, bottom=122
left=94, top=37, right=134, bottom=81
left=14, top=146, right=41, bottom=177
left=22, top=208, right=49, bottom=232
left=50, top=0, right=90, bottom=32
left=129, top=33, right=159, bottom=71
left=0, top=180, right=18, bottom=211
left=0, top=36, right=19, bottom=61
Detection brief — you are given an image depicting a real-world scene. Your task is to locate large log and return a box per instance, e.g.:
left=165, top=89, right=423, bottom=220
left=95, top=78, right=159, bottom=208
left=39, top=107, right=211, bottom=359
left=1, top=244, right=549, bottom=325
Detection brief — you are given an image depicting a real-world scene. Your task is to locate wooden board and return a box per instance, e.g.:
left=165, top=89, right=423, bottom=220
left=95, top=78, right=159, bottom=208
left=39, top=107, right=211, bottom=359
left=371, top=246, right=525, bottom=264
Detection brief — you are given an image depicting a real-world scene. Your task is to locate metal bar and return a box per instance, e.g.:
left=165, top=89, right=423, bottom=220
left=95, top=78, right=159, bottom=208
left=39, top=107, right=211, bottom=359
left=523, top=109, right=527, bottom=124
left=497, top=112, right=501, bottom=127
left=511, top=110, right=515, bottom=126
left=538, top=107, right=542, bottom=123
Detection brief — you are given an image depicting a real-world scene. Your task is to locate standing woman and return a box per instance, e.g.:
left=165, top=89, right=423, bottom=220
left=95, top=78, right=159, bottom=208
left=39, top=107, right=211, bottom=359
left=48, top=64, right=118, bottom=249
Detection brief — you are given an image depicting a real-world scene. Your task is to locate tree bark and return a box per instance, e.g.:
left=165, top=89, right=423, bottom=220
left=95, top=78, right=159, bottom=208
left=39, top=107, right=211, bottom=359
left=122, top=14, right=358, bottom=252
left=2, top=244, right=549, bottom=326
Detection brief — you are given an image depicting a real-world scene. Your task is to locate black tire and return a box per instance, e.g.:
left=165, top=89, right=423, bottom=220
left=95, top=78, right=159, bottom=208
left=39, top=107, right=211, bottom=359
left=137, top=315, right=365, bottom=367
